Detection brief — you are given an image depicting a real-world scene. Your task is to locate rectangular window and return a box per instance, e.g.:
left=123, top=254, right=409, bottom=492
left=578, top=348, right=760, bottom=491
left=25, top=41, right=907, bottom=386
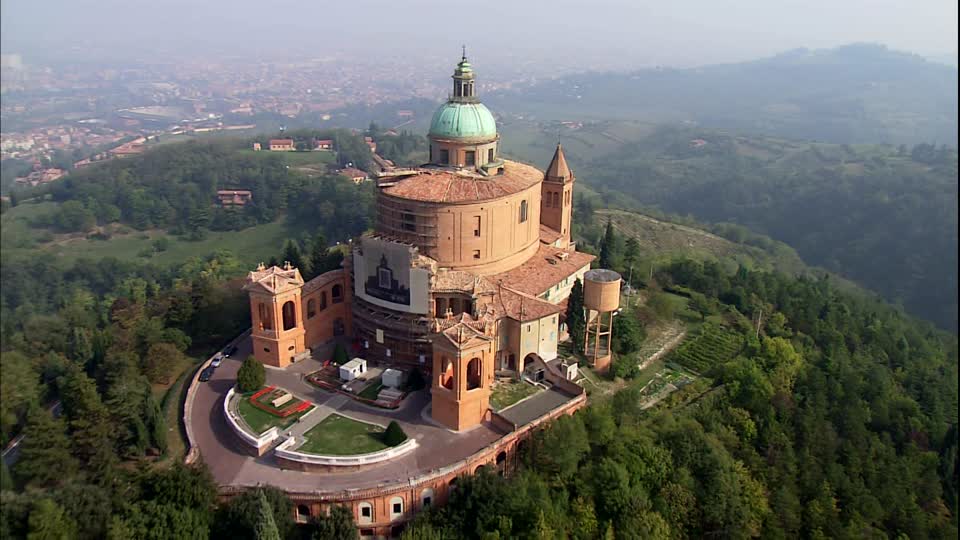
left=473, top=216, right=481, bottom=236
left=464, top=150, right=475, bottom=166
left=423, top=496, right=432, bottom=507
left=473, top=250, right=481, bottom=259
left=439, top=149, right=449, bottom=164
left=393, top=503, right=402, bottom=514
left=361, top=507, right=371, bottom=518
left=488, top=148, right=494, bottom=162
left=401, top=212, right=416, bottom=232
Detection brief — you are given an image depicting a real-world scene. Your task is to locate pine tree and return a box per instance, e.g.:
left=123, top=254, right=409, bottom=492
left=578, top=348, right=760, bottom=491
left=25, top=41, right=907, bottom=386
left=566, top=279, right=586, bottom=352
left=26, top=498, right=77, bottom=540
left=281, top=239, right=306, bottom=274
left=598, top=219, right=616, bottom=269
left=254, top=491, right=281, bottom=540
left=59, top=369, right=117, bottom=482
left=14, top=407, right=78, bottom=488
left=307, top=233, right=330, bottom=280
left=237, top=356, right=265, bottom=393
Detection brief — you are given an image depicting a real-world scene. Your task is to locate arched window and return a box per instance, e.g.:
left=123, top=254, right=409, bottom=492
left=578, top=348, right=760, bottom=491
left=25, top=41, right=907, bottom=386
left=552, top=192, right=560, bottom=207
left=466, top=358, right=481, bottom=390
left=332, top=284, right=343, bottom=303
left=389, top=497, right=404, bottom=520
left=258, top=303, right=272, bottom=330
left=282, top=300, right=297, bottom=330
left=296, top=504, right=311, bottom=523
left=319, top=291, right=328, bottom=309
left=358, top=502, right=373, bottom=524
left=519, top=200, right=528, bottom=223
left=307, top=299, right=316, bottom=319
left=420, top=488, right=434, bottom=509
left=441, top=358, right=454, bottom=390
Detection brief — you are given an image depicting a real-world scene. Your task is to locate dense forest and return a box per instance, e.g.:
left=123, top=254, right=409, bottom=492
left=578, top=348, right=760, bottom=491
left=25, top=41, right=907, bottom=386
left=3, top=136, right=375, bottom=242
left=0, top=243, right=354, bottom=538
left=569, top=126, right=959, bottom=332
left=401, top=223, right=959, bottom=539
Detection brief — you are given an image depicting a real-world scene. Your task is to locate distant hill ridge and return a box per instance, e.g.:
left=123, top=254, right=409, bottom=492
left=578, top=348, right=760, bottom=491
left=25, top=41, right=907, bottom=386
left=488, top=43, right=958, bottom=145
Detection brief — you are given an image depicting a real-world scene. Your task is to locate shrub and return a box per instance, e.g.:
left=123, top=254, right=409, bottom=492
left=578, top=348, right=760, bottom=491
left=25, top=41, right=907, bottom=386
left=611, top=357, right=639, bottom=380
left=383, top=421, right=407, bottom=446
left=237, top=356, right=265, bottom=393
left=406, top=368, right=426, bottom=391
left=332, top=343, right=348, bottom=365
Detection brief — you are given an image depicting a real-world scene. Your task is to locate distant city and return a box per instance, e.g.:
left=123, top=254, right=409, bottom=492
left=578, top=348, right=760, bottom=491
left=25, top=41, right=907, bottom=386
left=0, top=50, right=585, bottom=173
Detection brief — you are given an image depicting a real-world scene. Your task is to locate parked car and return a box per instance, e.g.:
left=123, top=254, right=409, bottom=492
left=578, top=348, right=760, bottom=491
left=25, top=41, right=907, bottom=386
left=211, top=354, right=223, bottom=368
left=199, top=367, right=215, bottom=382
left=224, top=345, right=238, bottom=357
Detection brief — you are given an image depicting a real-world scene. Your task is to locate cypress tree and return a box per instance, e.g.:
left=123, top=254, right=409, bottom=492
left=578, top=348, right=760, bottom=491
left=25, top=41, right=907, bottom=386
left=254, top=491, right=280, bottom=540
left=598, top=219, right=616, bottom=269
left=566, top=278, right=586, bottom=352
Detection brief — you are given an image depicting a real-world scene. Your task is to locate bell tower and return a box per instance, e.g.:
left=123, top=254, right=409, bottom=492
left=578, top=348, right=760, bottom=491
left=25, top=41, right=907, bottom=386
left=540, top=144, right=575, bottom=248
left=243, top=262, right=306, bottom=368
left=430, top=322, right=495, bottom=431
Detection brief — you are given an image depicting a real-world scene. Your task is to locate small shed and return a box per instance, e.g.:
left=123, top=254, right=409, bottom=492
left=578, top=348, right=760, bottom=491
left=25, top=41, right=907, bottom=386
left=339, top=358, right=367, bottom=381
left=382, top=368, right=407, bottom=389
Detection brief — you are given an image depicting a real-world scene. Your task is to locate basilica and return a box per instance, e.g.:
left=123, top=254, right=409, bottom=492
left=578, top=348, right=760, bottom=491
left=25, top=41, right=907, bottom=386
left=244, top=53, right=597, bottom=432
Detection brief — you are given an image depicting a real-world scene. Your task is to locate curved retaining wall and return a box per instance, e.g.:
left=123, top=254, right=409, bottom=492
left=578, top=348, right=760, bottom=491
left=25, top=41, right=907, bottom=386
left=224, top=386, right=281, bottom=456
left=275, top=437, right=418, bottom=473
left=220, top=389, right=587, bottom=537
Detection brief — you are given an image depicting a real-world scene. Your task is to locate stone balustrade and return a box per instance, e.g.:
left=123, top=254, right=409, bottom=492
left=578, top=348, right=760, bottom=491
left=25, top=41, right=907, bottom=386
left=274, top=437, right=418, bottom=467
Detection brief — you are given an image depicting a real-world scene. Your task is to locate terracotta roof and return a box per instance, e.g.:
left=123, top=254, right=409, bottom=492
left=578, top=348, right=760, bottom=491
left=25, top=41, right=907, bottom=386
left=380, top=160, right=542, bottom=204
left=539, top=224, right=562, bottom=245
left=302, top=268, right=345, bottom=294
left=432, top=270, right=496, bottom=295
left=492, top=286, right=563, bottom=322
left=269, top=139, right=294, bottom=145
left=544, top=144, right=572, bottom=182
left=493, top=245, right=594, bottom=297
left=437, top=320, right=493, bottom=349
left=243, top=265, right=304, bottom=294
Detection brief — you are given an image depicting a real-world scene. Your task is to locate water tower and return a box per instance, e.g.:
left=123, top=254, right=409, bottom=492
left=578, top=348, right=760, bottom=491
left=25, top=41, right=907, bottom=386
left=582, top=269, right=621, bottom=372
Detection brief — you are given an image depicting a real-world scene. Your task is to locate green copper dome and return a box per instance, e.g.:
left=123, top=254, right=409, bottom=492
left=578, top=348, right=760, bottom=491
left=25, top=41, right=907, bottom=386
left=428, top=101, right=497, bottom=140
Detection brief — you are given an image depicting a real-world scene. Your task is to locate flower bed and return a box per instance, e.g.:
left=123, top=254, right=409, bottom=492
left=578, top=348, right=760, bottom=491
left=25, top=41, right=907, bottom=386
left=247, top=386, right=312, bottom=418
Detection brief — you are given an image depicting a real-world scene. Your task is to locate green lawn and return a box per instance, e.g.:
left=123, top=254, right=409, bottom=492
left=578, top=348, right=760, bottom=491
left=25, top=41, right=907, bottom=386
left=298, top=414, right=389, bottom=455
left=490, top=380, right=541, bottom=411
left=237, top=393, right=312, bottom=435
left=2, top=202, right=308, bottom=268
left=239, top=149, right=336, bottom=168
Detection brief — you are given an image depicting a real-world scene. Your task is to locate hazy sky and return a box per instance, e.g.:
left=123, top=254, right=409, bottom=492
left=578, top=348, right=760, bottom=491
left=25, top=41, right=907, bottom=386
left=1, top=0, right=957, bottom=68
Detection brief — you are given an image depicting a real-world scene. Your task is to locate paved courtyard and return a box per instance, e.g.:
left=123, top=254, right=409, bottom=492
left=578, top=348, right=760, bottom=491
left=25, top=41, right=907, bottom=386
left=191, top=336, right=505, bottom=493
